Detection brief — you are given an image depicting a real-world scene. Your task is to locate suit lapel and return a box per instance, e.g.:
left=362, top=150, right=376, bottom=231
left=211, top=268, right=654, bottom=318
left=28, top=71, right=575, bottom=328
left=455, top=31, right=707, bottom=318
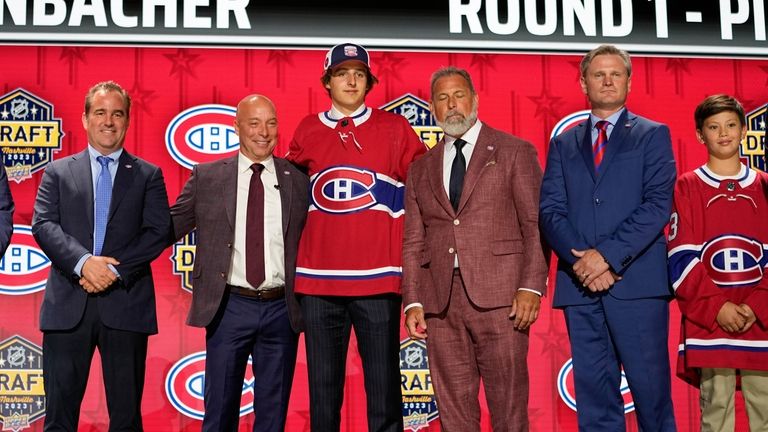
left=596, top=109, right=633, bottom=180
left=69, top=150, right=94, bottom=232
left=457, top=127, right=498, bottom=214
left=108, top=151, right=137, bottom=222
left=222, top=157, right=238, bottom=230
left=426, top=141, right=454, bottom=216
left=577, top=122, right=597, bottom=183
left=274, top=158, right=292, bottom=235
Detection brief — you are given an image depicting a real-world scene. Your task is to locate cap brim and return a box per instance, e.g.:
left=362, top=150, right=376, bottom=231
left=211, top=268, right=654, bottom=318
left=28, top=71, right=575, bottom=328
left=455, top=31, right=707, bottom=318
left=329, top=59, right=369, bottom=71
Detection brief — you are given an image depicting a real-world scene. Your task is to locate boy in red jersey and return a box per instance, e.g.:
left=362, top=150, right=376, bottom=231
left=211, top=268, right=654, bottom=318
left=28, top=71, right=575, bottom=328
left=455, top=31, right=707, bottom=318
left=668, top=94, right=768, bottom=431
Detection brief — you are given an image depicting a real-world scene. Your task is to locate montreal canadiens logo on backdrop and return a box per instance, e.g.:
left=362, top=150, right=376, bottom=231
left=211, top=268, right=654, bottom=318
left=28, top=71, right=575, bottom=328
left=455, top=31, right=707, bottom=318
left=165, top=351, right=255, bottom=420
left=0, top=225, right=50, bottom=296
left=399, top=338, right=438, bottom=431
left=166, top=104, right=238, bottom=170
left=380, top=94, right=439, bottom=149
left=557, top=358, right=635, bottom=413
left=701, top=234, right=768, bottom=286
left=310, top=166, right=405, bottom=216
left=551, top=110, right=591, bottom=139
left=739, top=103, right=766, bottom=171
left=0, top=335, right=45, bottom=432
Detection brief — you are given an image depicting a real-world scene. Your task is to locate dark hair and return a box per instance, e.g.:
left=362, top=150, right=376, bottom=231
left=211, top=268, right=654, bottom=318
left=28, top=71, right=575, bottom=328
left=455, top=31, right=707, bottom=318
left=84, top=81, right=131, bottom=117
left=320, top=64, right=378, bottom=96
left=694, top=94, right=745, bottom=130
left=429, top=66, right=476, bottom=100
left=580, top=44, right=632, bottom=77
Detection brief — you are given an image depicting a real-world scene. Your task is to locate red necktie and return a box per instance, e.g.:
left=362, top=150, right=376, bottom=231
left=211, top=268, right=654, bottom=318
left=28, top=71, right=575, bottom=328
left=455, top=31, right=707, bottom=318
left=246, top=163, right=265, bottom=289
left=593, top=120, right=609, bottom=171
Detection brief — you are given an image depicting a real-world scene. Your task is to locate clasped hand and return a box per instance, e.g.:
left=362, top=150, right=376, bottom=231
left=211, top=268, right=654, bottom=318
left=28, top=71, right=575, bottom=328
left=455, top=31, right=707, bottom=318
left=571, top=248, right=621, bottom=292
left=717, top=301, right=756, bottom=333
left=79, top=256, right=120, bottom=294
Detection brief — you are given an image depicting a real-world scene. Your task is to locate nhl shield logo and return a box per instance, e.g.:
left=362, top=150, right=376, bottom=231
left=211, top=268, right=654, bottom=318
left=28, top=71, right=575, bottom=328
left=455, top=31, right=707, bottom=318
left=399, top=338, right=438, bottom=431
left=739, top=103, right=767, bottom=171
left=380, top=94, right=440, bottom=149
left=170, top=230, right=197, bottom=293
left=0, top=335, right=45, bottom=432
left=0, top=89, right=64, bottom=183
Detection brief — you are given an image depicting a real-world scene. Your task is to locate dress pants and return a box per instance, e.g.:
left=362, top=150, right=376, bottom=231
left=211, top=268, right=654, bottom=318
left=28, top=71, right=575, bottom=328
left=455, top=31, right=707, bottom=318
left=300, top=294, right=403, bottom=432
left=564, top=295, right=676, bottom=432
left=202, top=291, right=298, bottom=432
left=700, top=368, right=768, bottom=432
left=426, top=270, right=530, bottom=432
left=43, top=295, right=148, bottom=432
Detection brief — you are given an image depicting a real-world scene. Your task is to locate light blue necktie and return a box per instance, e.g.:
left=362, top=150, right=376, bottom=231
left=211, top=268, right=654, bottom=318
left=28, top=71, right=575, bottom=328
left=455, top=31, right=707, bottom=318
left=94, top=156, right=113, bottom=255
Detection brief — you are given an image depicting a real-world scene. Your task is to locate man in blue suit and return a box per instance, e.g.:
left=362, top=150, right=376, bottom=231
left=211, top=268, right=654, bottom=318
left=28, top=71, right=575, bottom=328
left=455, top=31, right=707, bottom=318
left=32, top=81, right=170, bottom=431
left=540, top=45, right=677, bottom=431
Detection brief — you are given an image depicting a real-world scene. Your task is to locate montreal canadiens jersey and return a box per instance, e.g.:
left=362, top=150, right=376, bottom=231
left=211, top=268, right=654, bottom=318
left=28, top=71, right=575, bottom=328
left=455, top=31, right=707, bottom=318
left=286, top=107, right=426, bottom=296
left=667, top=164, right=768, bottom=384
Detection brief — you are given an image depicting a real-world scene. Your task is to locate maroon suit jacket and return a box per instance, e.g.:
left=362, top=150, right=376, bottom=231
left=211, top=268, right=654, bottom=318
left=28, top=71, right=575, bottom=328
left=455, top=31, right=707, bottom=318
left=402, top=123, right=547, bottom=313
left=170, top=155, right=308, bottom=331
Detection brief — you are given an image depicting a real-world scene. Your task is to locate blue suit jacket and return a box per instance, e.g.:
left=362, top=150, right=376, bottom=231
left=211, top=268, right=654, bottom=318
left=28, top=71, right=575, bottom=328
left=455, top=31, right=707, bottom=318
left=540, top=109, right=676, bottom=307
left=32, top=149, right=171, bottom=334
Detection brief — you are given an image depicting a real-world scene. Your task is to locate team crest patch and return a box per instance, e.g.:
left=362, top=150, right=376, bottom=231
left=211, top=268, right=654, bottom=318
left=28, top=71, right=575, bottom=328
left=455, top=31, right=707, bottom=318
left=165, top=351, right=255, bottom=420
left=170, top=230, right=197, bottom=293
left=0, top=225, right=50, bottom=296
left=740, top=103, right=767, bottom=171
left=557, top=358, right=635, bottom=413
left=380, top=94, right=440, bottom=149
left=0, top=89, right=64, bottom=183
left=0, top=335, right=45, bottom=432
left=399, top=338, right=438, bottom=431
left=165, top=104, right=239, bottom=170
left=309, top=165, right=405, bottom=217
left=701, top=234, right=768, bottom=287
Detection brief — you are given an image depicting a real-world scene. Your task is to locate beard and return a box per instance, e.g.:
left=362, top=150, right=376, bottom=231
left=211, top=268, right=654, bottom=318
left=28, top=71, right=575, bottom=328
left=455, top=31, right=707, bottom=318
left=436, top=104, right=478, bottom=137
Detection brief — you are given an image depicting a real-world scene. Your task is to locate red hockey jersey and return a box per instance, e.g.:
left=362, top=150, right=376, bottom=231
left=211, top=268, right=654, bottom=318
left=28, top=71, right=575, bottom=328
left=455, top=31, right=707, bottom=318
left=668, top=164, right=768, bottom=385
left=286, top=106, right=426, bottom=296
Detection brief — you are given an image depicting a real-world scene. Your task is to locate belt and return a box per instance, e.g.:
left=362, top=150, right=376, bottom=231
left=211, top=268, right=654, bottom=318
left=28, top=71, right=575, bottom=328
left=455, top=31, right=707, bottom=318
left=227, top=284, right=285, bottom=301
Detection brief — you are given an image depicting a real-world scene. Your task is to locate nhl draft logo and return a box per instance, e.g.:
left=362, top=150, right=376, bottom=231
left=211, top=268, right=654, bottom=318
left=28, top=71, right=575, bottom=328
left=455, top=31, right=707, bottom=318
left=0, top=225, right=50, bottom=296
left=380, top=94, right=440, bottom=149
left=310, top=166, right=405, bottom=217
left=0, top=89, right=64, bottom=183
left=170, top=230, right=197, bottom=293
left=166, top=104, right=239, bottom=170
left=165, top=351, right=255, bottom=420
left=557, top=358, right=635, bottom=413
left=551, top=110, right=591, bottom=139
left=399, top=338, right=438, bottom=431
left=0, top=335, right=45, bottom=432
left=739, top=103, right=767, bottom=171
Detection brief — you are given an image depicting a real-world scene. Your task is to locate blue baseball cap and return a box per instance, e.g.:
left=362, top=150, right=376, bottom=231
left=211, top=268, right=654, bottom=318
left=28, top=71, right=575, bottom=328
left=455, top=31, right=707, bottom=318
left=323, top=43, right=370, bottom=71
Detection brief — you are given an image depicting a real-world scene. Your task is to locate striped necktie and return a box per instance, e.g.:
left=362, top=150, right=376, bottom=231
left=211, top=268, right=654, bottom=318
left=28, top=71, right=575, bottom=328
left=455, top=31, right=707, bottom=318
left=593, top=120, right=609, bottom=172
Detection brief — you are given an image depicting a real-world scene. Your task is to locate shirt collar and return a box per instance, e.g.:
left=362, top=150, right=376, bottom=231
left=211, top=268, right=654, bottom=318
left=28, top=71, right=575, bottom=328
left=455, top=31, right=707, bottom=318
left=444, top=120, right=483, bottom=151
left=328, top=104, right=367, bottom=120
left=238, top=151, right=275, bottom=174
left=589, top=108, right=625, bottom=129
left=87, top=144, right=123, bottom=162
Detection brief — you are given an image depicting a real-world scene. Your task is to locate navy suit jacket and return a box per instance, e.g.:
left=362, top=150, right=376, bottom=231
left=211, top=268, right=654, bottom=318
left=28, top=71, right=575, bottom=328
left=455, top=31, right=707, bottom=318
left=170, top=156, right=308, bottom=332
left=540, top=109, right=676, bottom=307
left=32, top=149, right=171, bottom=334
left=0, top=166, right=13, bottom=257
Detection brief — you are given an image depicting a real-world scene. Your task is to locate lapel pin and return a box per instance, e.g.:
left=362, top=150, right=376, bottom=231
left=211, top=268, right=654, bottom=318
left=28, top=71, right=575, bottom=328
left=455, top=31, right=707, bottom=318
left=125, top=164, right=132, bottom=168
left=624, top=122, right=631, bottom=128
left=284, top=171, right=290, bottom=175
left=487, top=145, right=494, bottom=151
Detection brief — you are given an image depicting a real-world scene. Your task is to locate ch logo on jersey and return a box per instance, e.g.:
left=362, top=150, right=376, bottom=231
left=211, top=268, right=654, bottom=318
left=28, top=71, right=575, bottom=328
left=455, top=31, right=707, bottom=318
left=551, top=110, right=591, bottom=139
left=399, top=338, right=438, bottom=431
left=739, top=103, right=766, bottom=171
left=0, top=335, right=45, bottom=432
left=170, top=230, right=197, bottom=293
left=0, top=225, right=50, bottom=296
left=0, top=89, right=64, bottom=183
left=310, top=166, right=405, bottom=217
left=557, top=358, right=635, bottom=414
left=701, top=235, right=767, bottom=286
left=166, top=104, right=239, bottom=170
left=380, top=94, right=439, bottom=149
left=165, top=351, right=255, bottom=420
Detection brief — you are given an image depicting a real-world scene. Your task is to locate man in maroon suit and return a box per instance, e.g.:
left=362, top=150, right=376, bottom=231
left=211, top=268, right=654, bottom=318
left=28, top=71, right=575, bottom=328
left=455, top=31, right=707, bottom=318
left=402, top=67, right=548, bottom=431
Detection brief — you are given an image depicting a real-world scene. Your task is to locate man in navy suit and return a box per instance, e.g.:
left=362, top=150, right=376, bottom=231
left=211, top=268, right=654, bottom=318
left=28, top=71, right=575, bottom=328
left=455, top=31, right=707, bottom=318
left=32, top=81, right=170, bottom=431
left=539, top=45, right=677, bottom=431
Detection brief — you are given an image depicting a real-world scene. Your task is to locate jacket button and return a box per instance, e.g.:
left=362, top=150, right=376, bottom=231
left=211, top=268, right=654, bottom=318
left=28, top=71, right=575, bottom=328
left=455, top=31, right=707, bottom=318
left=448, top=247, right=455, bottom=254
left=453, top=219, right=460, bottom=226
left=227, top=243, right=232, bottom=248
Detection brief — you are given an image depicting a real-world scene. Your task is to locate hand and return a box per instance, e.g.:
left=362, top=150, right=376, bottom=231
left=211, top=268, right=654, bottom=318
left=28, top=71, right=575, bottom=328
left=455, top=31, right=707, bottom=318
left=509, top=290, right=540, bottom=330
left=716, top=301, right=747, bottom=333
left=585, top=271, right=622, bottom=293
left=738, top=303, right=757, bottom=333
left=79, top=277, right=103, bottom=294
left=405, top=307, right=428, bottom=340
left=571, top=249, right=610, bottom=287
left=81, top=256, right=120, bottom=292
